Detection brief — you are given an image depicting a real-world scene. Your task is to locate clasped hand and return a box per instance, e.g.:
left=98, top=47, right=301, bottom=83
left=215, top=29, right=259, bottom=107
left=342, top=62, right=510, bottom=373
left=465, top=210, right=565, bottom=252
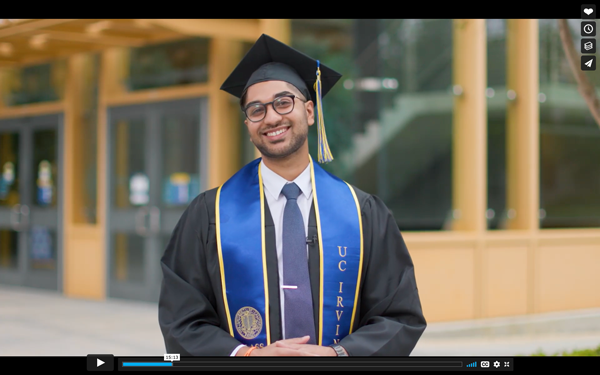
left=239, top=336, right=337, bottom=356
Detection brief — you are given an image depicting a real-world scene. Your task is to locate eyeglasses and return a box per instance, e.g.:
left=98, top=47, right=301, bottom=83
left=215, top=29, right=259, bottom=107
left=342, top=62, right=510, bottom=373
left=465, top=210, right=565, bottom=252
left=243, top=95, right=306, bottom=122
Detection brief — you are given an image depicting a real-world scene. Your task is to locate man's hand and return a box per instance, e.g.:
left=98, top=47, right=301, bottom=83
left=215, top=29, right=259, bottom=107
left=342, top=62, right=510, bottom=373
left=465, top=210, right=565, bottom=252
left=274, top=338, right=340, bottom=356
left=236, top=336, right=320, bottom=356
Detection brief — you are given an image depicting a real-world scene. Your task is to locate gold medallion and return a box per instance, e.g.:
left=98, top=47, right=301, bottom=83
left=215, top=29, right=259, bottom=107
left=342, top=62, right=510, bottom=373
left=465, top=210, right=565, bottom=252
left=234, top=306, right=262, bottom=340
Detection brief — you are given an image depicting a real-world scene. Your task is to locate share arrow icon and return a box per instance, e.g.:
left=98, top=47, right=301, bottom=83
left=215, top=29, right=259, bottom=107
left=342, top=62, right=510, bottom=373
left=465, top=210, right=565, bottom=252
left=582, top=56, right=596, bottom=70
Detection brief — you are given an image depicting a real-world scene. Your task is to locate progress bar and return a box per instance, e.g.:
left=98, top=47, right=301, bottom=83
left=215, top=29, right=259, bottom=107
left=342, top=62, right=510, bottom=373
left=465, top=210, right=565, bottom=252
left=117, top=357, right=514, bottom=371
left=123, top=362, right=173, bottom=367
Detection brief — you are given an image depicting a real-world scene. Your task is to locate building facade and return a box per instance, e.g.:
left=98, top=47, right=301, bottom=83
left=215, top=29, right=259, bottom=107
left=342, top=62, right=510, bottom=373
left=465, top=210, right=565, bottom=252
left=0, top=19, right=599, bottom=323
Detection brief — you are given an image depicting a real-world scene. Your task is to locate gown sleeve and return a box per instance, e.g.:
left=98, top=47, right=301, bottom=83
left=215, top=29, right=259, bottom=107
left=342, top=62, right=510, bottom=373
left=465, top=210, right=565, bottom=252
left=158, top=192, right=243, bottom=355
left=337, top=194, right=427, bottom=356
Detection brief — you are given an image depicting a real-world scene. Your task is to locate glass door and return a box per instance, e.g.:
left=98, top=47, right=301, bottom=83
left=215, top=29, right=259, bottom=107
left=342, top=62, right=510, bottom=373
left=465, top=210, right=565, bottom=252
left=0, top=123, right=22, bottom=285
left=107, top=98, right=206, bottom=302
left=0, top=114, right=62, bottom=290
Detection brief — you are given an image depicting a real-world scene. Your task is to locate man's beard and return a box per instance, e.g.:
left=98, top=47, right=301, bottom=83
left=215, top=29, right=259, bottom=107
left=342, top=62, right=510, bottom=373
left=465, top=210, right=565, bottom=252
left=253, top=122, right=308, bottom=159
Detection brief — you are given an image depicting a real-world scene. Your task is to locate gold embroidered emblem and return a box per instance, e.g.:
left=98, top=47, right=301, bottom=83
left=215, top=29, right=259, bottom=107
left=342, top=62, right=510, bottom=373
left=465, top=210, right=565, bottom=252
left=235, top=306, right=262, bottom=340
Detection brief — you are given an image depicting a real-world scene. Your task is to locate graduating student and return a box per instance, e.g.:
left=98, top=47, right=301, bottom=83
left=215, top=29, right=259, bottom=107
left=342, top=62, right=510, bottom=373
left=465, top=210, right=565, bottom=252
left=158, top=34, right=426, bottom=357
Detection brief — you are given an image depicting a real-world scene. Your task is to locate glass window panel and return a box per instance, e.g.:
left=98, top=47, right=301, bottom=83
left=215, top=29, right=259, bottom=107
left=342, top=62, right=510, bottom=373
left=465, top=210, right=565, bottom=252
left=539, top=19, right=600, bottom=228
left=0, top=132, right=19, bottom=207
left=112, top=119, right=146, bottom=208
left=487, top=19, right=507, bottom=229
left=111, top=233, right=144, bottom=283
left=292, top=19, right=453, bottom=231
left=32, top=129, right=58, bottom=208
left=0, top=229, right=18, bottom=270
left=161, top=114, right=200, bottom=207
left=127, top=38, right=209, bottom=91
left=1, top=60, right=67, bottom=106
left=29, top=227, right=56, bottom=270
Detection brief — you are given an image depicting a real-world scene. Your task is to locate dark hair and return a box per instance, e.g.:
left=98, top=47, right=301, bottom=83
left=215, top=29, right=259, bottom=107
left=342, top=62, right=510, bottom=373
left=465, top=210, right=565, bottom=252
left=240, top=91, right=248, bottom=110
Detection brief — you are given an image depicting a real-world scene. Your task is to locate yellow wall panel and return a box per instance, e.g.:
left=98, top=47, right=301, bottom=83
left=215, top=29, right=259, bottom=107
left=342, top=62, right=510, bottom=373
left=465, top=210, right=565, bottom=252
left=483, top=247, right=529, bottom=318
left=537, top=245, right=600, bottom=312
left=410, top=248, right=476, bottom=322
left=63, top=227, right=105, bottom=299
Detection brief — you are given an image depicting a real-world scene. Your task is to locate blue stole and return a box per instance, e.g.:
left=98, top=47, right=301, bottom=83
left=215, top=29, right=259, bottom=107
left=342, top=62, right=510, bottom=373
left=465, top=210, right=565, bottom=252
left=216, top=157, right=363, bottom=347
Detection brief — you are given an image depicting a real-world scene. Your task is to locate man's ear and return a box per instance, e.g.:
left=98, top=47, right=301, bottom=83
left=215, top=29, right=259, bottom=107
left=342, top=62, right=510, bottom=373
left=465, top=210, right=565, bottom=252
left=306, top=100, right=315, bottom=126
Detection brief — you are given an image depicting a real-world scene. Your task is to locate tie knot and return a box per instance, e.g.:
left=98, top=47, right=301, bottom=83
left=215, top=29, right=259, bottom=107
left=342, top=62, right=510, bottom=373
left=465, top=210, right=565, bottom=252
left=281, top=182, right=301, bottom=200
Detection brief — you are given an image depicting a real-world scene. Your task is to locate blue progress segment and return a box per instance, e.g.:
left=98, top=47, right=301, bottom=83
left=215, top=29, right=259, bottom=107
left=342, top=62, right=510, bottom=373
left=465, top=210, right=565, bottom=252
left=122, top=362, right=173, bottom=367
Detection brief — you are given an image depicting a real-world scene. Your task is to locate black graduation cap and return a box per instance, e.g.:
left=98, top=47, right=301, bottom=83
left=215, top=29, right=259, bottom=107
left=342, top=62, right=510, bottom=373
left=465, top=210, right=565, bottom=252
left=220, top=34, right=341, bottom=163
left=220, top=34, right=342, bottom=102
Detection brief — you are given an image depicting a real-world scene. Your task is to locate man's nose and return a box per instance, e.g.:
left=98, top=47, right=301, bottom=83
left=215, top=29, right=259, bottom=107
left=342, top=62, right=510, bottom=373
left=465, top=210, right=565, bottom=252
left=263, top=104, right=284, bottom=125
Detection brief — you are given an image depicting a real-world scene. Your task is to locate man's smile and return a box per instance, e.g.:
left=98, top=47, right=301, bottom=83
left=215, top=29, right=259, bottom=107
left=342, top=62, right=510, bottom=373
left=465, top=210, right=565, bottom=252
left=262, top=125, right=291, bottom=140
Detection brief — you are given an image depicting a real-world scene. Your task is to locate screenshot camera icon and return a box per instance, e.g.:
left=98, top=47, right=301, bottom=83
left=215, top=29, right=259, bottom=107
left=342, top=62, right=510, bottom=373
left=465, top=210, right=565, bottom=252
left=582, top=4, right=596, bottom=19
left=582, top=21, right=596, bottom=36
left=582, top=39, right=596, bottom=54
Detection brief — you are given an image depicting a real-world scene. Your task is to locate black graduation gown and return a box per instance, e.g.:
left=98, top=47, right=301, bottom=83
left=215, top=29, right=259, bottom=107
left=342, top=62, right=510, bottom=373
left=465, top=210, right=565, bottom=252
left=158, top=185, right=427, bottom=356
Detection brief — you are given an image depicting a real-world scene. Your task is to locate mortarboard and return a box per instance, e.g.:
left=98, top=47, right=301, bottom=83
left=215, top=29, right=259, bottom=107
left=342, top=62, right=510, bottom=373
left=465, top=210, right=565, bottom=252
left=220, top=34, right=342, bottom=163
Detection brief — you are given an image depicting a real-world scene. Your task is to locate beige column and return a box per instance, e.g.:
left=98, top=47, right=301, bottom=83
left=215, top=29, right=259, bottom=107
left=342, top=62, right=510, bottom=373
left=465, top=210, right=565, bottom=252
left=63, top=48, right=129, bottom=299
left=452, top=19, right=487, bottom=319
left=207, top=38, right=244, bottom=189
left=63, top=54, right=85, bottom=226
left=63, top=53, right=100, bottom=298
left=452, top=19, right=488, bottom=233
left=506, top=19, right=540, bottom=231
left=506, top=19, right=539, bottom=314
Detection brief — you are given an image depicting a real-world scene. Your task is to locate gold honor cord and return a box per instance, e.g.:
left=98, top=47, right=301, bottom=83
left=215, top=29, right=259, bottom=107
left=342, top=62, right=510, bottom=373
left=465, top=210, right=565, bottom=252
left=309, top=157, right=325, bottom=345
left=215, top=185, right=234, bottom=337
left=313, top=61, right=334, bottom=164
left=257, top=162, right=271, bottom=345
left=345, top=182, right=364, bottom=334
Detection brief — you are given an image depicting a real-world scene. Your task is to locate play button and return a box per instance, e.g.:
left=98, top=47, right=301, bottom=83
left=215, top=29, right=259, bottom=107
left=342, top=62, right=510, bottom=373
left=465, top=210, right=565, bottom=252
left=87, top=354, right=114, bottom=371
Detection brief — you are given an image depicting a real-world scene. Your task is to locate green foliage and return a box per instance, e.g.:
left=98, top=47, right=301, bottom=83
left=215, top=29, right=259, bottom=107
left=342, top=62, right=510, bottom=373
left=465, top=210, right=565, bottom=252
left=6, top=62, right=63, bottom=105
left=525, top=344, right=600, bottom=356
left=128, top=38, right=209, bottom=90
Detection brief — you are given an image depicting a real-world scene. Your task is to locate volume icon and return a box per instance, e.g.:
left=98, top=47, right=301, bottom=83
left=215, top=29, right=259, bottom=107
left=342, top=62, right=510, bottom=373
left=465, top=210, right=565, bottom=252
left=467, top=362, right=477, bottom=367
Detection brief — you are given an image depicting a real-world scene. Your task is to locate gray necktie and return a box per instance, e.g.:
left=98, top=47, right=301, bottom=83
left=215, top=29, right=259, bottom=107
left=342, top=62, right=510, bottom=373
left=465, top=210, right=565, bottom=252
left=281, top=182, right=316, bottom=344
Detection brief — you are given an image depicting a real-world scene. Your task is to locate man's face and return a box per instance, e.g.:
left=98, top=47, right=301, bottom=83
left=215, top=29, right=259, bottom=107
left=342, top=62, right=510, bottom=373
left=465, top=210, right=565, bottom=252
left=243, top=80, right=314, bottom=160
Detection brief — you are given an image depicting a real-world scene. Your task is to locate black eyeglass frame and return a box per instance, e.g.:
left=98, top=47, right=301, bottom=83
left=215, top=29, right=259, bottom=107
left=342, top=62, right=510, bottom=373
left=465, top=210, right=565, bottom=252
left=243, top=94, right=307, bottom=122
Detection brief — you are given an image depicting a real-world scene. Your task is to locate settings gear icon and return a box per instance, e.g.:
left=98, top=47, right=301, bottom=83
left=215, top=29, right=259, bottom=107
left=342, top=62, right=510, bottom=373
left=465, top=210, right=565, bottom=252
left=493, top=361, right=500, bottom=368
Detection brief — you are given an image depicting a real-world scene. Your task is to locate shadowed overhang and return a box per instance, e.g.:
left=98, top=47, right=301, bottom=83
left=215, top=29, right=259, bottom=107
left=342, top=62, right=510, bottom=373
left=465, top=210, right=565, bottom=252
left=0, top=19, right=261, bottom=67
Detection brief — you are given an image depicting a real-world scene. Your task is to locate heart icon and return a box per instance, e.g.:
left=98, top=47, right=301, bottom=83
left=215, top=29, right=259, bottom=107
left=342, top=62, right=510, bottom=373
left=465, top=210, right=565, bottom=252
left=584, top=8, right=594, bottom=15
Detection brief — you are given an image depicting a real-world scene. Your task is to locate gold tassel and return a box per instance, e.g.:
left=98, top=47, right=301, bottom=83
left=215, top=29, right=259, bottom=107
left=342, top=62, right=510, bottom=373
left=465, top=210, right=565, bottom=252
left=313, top=61, right=333, bottom=163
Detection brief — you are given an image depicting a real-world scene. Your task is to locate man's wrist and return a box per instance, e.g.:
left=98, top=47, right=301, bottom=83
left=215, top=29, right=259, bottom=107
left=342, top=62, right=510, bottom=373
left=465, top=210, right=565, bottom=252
left=235, top=346, right=250, bottom=356
left=330, top=344, right=348, bottom=356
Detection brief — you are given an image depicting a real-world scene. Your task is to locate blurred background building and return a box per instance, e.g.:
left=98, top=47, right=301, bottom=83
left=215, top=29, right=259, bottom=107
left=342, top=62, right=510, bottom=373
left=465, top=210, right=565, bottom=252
left=0, top=19, right=598, bottom=323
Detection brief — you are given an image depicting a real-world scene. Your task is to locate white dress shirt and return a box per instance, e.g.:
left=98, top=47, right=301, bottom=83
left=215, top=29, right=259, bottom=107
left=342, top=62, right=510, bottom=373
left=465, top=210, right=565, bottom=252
left=231, top=160, right=312, bottom=356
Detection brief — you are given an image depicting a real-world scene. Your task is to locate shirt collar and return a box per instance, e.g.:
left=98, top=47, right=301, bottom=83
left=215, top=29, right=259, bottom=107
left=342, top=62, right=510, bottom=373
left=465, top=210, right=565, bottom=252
left=260, top=160, right=312, bottom=200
